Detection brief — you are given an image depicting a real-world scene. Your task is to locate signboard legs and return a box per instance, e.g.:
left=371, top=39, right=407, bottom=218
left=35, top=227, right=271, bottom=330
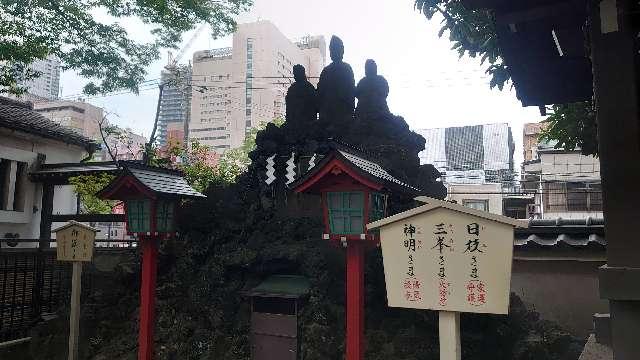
left=139, top=236, right=159, bottom=360
left=68, top=262, right=82, bottom=360
left=439, top=311, right=461, bottom=360
left=346, top=241, right=365, bottom=360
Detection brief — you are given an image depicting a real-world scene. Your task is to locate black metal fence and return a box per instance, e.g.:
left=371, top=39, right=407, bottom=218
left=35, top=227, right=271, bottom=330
left=0, top=239, right=137, bottom=342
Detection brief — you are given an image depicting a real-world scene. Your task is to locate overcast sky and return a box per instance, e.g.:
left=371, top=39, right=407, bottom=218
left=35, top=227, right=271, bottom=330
left=59, top=0, right=542, bottom=166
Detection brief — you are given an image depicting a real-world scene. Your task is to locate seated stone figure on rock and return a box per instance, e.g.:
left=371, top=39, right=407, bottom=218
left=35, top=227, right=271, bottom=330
left=317, top=36, right=355, bottom=125
left=285, top=64, right=317, bottom=127
left=355, top=59, right=390, bottom=118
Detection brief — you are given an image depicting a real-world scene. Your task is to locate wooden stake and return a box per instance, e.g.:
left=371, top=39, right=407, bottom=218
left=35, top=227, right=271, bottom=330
left=68, top=262, right=82, bottom=360
left=439, top=311, right=461, bottom=360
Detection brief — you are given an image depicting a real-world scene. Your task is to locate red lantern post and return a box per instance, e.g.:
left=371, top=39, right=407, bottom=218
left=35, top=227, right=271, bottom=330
left=292, top=148, right=420, bottom=360
left=99, top=162, right=205, bottom=360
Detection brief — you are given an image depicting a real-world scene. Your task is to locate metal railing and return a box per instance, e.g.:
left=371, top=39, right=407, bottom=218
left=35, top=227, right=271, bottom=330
left=0, top=238, right=138, bottom=342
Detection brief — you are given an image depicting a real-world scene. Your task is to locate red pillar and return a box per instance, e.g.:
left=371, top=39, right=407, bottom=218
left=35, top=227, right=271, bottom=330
left=138, top=236, right=159, bottom=360
left=346, top=240, right=365, bottom=360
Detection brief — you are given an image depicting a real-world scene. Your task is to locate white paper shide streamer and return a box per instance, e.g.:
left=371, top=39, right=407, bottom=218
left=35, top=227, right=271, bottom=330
left=285, top=152, right=296, bottom=185
left=265, top=155, right=276, bottom=185
left=308, top=153, right=317, bottom=170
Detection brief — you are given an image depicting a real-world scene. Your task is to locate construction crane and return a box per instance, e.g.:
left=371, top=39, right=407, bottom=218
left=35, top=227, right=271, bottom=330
left=166, top=24, right=207, bottom=70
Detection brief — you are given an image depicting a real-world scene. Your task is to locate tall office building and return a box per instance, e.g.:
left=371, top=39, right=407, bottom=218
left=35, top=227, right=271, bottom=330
left=189, top=20, right=325, bottom=152
left=17, top=56, right=61, bottom=100
left=157, top=66, right=192, bottom=146
left=417, top=123, right=515, bottom=184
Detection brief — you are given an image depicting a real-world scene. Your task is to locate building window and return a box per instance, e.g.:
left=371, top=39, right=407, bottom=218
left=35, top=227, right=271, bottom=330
left=544, top=182, right=602, bottom=212
left=463, top=199, right=489, bottom=212
left=0, top=159, right=28, bottom=212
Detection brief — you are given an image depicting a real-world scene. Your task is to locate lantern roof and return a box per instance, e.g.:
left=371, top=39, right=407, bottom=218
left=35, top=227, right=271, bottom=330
left=367, top=196, right=529, bottom=230
left=52, top=220, right=99, bottom=233
left=291, top=146, right=421, bottom=196
left=98, top=161, right=206, bottom=200
left=248, top=275, right=311, bottom=299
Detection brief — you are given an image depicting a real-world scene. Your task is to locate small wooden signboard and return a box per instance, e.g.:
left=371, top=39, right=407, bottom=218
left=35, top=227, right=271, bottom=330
left=367, top=196, right=528, bottom=360
left=53, top=221, right=98, bottom=360
left=55, top=220, right=97, bottom=262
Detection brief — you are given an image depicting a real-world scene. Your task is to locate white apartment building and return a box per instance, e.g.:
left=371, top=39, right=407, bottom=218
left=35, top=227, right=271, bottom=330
left=18, top=56, right=61, bottom=100
left=523, top=142, right=602, bottom=220
left=189, top=20, right=325, bottom=152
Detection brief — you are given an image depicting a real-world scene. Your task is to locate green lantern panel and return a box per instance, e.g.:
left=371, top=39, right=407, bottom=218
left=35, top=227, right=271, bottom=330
left=127, top=199, right=151, bottom=233
left=327, top=192, right=364, bottom=234
left=155, top=201, right=175, bottom=232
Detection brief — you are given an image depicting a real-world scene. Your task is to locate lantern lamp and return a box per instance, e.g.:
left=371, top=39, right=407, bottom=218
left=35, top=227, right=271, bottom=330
left=290, top=144, right=420, bottom=360
left=291, top=147, right=419, bottom=244
left=98, top=161, right=205, bottom=360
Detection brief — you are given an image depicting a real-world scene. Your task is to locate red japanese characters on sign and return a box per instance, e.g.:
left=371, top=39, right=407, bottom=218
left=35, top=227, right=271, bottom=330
left=373, top=197, right=525, bottom=315
left=402, top=223, right=423, bottom=302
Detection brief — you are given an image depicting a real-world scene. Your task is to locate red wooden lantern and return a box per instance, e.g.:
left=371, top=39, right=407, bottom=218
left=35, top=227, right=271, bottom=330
left=98, top=161, right=205, bottom=360
left=291, top=147, right=420, bottom=360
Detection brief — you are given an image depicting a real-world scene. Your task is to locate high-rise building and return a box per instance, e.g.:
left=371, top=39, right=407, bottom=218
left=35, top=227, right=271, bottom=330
left=417, top=123, right=515, bottom=184
left=157, top=66, right=192, bottom=147
left=34, top=99, right=103, bottom=140
left=189, top=20, right=325, bottom=152
left=18, top=56, right=61, bottom=100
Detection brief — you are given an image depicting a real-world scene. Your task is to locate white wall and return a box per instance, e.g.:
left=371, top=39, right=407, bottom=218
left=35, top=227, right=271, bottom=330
left=0, top=130, right=87, bottom=240
left=540, top=152, right=600, bottom=182
left=446, top=182, right=503, bottom=215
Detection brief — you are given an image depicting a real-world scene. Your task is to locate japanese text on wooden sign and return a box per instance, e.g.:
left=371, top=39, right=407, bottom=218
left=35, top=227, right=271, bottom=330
left=379, top=207, right=514, bottom=314
left=56, top=225, right=96, bottom=262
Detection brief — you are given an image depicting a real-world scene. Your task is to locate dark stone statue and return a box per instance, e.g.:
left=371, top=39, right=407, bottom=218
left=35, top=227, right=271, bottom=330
left=316, top=36, right=355, bottom=123
left=355, top=59, right=390, bottom=118
left=285, top=64, right=317, bottom=126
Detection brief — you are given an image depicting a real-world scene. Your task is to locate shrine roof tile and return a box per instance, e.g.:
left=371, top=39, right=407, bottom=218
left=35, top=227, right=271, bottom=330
left=338, top=150, right=421, bottom=193
left=127, top=166, right=205, bottom=198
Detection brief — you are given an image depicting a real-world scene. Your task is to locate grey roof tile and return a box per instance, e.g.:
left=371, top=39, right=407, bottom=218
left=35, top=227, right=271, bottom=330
left=338, top=150, right=421, bottom=193
left=128, top=167, right=205, bottom=198
left=0, top=97, right=97, bottom=150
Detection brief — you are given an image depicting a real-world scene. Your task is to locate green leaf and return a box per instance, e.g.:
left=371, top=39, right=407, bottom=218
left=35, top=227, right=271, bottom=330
left=0, top=0, right=253, bottom=95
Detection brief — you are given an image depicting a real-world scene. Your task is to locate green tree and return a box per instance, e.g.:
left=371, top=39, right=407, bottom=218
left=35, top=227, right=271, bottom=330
left=0, top=0, right=252, bottom=95
left=69, top=173, right=116, bottom=214
left=414, top=1, right=597, bottom=154
left=166, top=118, right=285, bottom=191
left=540, top=102, right=598, bottom=156
left=218, top=117, right=285, bottom=181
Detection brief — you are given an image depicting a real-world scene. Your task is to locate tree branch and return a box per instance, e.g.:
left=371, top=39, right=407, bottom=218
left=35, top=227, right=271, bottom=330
left=98, top=114, right=117, bottom=161
left=144, top=83, right=165, bottom=164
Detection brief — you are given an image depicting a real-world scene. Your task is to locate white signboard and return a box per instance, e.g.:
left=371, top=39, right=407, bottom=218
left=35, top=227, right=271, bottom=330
left=371, top=199, right=526, bottom=315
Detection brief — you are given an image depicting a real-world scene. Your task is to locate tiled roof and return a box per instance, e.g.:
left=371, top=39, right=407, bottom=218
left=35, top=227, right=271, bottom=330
left=338, top=150, right=421, bottom=193
left=0, top=97, right=97, bottom=151
left=125, top=162, right=205, bottom=198
left=514, top=218, right=605, bottom=249
left=249, top=275, right=310, bottom=298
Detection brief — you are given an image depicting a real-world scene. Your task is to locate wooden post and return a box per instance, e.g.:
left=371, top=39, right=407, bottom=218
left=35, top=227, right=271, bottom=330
left=438, top=311, right=461, bottom=360
left=591, top=1, right=640, bottom=358
left=34, top=183, right=55, bottom=317
left=345, top=240, right=365, bottom=360
left=68, top=262, right=82, bottom=360
left=138, top=236, right=159, bottom=360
